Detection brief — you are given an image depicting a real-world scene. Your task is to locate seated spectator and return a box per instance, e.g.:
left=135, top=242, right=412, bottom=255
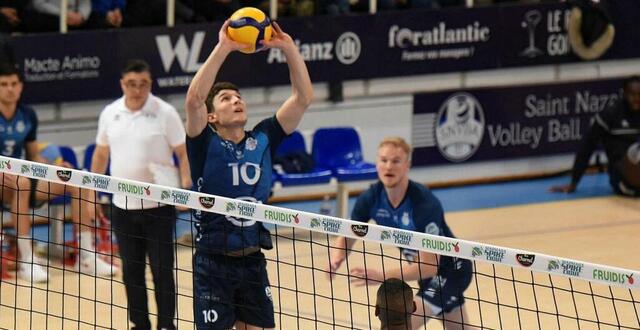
left=187, top=0, right=239, bottom=22
left=27, top=0, right=92, bottom=32
left=0, top=0, right=23, bottom=33
left=89, top=0, right=124, bottom=29
left=123, top=0, right=197, bottom=27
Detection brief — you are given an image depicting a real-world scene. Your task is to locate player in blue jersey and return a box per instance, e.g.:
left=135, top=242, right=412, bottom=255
left=327, top=137, right=474, bottom=330
left=0, top=63, right=112, bottom=283
left=184, top=20, right=313, bottom=330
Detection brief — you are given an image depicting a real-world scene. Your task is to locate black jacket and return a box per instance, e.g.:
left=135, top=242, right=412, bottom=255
left=571, top=100, right=640, bottom=185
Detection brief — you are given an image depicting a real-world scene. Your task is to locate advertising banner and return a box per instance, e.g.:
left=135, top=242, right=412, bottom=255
left=11, top=31, right=121, bottom=102
left=8, top=0, right=639, bottom=103
left=411, top=79, right=624, bottom=166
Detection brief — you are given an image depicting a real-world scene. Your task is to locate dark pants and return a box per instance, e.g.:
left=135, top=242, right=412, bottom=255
left=610, top=161, right=640, bottom=196
left=111, top=205, right=177, bottom=330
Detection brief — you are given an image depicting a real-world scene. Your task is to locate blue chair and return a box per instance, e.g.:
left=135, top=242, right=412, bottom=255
left=312, top=127, right=377, bottom=182
left=274, top=131, right=332, bottom=186
left=58, top=145, right=78, bottom=169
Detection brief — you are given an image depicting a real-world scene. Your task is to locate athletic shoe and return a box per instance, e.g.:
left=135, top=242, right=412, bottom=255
left=17, top=262, right=48, bottom=283
left=77, top=253, right=119, bottom=277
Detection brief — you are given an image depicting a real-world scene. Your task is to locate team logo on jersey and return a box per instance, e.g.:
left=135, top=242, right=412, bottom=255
left=401, top=212, right=410, bottom=226
left=56, top=170, right=72, bottom=182
left=199, top=196, right=215, bottom=209
left=425, top=222, right=440, bottom=236
left=265, top=286, right=273, bottom=302
left=516, top=254, right=535, bottom=267
left=435, top=93, right=485, bottom=162
left=351, top=224, right=369, bottom=237
left=15, top=121, right=25, bottom=133
left=245, top=137, right=257, bottom=151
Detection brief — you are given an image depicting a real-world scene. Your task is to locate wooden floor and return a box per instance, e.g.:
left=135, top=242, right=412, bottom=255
left=1, top=196, right=640, bottom=329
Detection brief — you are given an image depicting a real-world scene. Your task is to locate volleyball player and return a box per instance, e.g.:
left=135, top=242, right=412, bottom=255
left=376, top=278, right=416, bottom=330
left=327, top=137, right=474, bottom=330
left=551, top=76, right=640, bottom=196
left=184, top=20, right=313, bottom=329
left=0, top=63, right=112, bottom=283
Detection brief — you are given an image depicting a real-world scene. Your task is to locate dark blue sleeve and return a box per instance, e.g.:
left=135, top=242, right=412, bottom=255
left=351, top=187, right=374, bottom=222
left=413, top=187, right=446, bottom=236
left=253, top=115, right=287, bottom=156
left=25, top=107, right=38, bottom=142
left=186, top=127, right=212, bottom=187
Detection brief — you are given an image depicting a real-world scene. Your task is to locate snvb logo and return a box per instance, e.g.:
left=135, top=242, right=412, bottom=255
left=155, top=31, right=206, bottom=72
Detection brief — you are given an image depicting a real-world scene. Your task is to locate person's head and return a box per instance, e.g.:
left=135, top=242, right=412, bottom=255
left=376, top=137, right=412, bottom=189
left=205, top=82, right=246, bottom=130
left=375, top=278, right=416, bottom=330
left=0, top=62, right=23, bottom=107
left=623, top=75, right=640, bottom=111
left=120, top=59, right=152, bottom=111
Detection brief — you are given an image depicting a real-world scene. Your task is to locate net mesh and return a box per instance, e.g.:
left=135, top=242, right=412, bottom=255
left=1, top=157, right=639, bottom=329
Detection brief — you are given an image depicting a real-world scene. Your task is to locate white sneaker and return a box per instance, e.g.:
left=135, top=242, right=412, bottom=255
left=17, top=262, right=49, bottom=283
left=77, top=254, right=119, bottom=277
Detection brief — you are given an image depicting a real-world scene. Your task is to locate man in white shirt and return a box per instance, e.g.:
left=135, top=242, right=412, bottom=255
left=89, top=59, right=191, bottom=330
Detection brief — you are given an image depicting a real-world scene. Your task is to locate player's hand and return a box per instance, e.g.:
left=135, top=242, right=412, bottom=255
left=261, top=22, right=294, bottom=52
left=218, top=19, right=249, bottom=53
left=350, top=267, right=383, bottom=286
left=549, top=183, right=576, bottom=193
left=67, top=12, right=84, bottom=26
left=326, top=255, right=343, bottom=281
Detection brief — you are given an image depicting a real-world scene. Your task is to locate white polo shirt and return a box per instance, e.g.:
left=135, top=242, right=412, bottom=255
left=96, top=94, right=186, bottom=210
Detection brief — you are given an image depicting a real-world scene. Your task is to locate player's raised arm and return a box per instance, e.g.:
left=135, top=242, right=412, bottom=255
left=185, top=20, right=246, bottom=137
left=263, top=22, right=313, bottom=135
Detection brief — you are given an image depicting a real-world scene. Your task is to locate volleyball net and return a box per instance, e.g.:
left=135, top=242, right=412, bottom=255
left=1, top=156, right=639, bottom=329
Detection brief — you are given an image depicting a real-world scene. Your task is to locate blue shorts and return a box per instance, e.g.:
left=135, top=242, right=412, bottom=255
left=193, top=251, right=275, bottom=329
left=417, top=258, right=473, bottom=315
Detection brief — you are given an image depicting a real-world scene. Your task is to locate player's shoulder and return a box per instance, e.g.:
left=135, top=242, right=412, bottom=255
left=599, top=98, right=626, bottom=120
left=102, top=97, right=124, bottom=114
left=407, top=181, right=441, bottom=207
left=359, top=181, right=384, bottom=201
left=17, top=104, right=36, bottom=118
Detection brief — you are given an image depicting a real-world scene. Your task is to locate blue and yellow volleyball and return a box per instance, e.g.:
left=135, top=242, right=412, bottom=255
left=227, top=7, right=273, bottom=54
